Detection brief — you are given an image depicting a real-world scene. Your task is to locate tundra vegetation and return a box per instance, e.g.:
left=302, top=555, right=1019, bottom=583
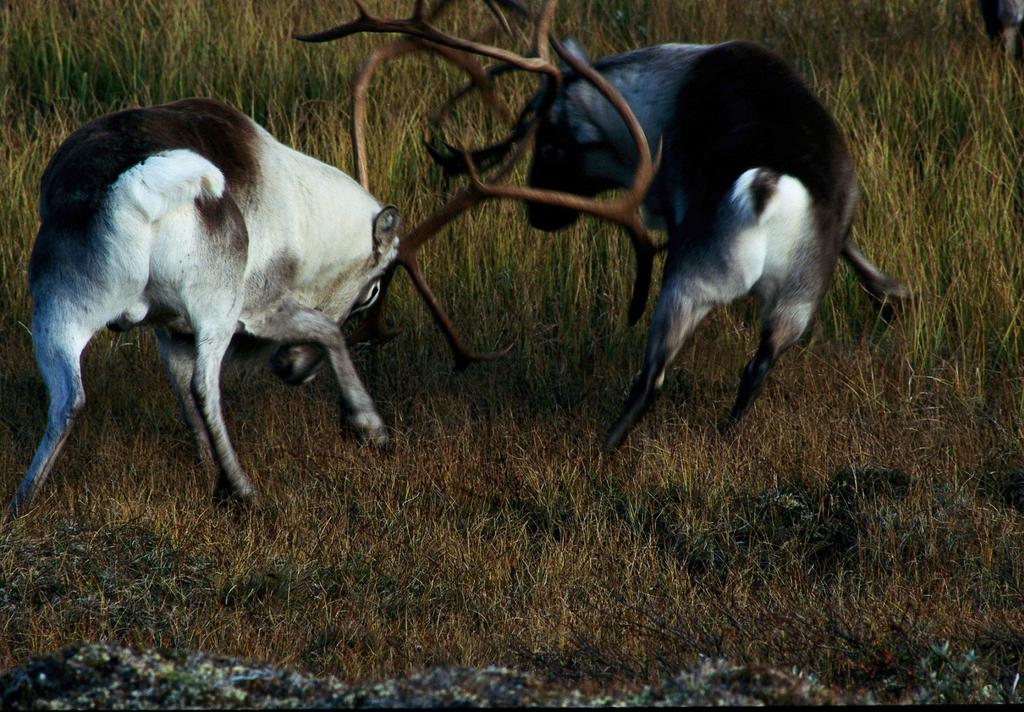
left=0, top=0, right=1022, bottom=704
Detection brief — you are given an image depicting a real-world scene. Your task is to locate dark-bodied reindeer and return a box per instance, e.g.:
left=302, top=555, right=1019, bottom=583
left=11, top=98, right=400, bottom=516
left=297, top=0, right=909, bottom=455
left=980, top=0, right=1024, bottom=59
left=523, top=39, right=909, bottom=450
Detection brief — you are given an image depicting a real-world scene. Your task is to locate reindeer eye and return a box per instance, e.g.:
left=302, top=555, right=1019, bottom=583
left=539, top=144, right=566, bottom=163
left=351, top=280, right=381, bottom=314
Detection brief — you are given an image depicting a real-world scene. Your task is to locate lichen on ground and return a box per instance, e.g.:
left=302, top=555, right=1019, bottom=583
left=1, top=643, right=853, bottom=708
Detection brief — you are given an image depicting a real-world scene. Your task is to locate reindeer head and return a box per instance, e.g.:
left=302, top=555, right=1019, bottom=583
left=269, top=203, right=400, bottom=388
left=525, top=38, right=614, bottom=232
left=295, top=0, right=662, bottom=360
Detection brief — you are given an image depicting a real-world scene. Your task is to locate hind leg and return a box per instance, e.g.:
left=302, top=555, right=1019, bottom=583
left=155, top=329, right=216, bottom=476
left=605, top=277, right=714, bottom=454
left=9, top=326, right=89, bottom=517
left=604, top=301, right=712, bottom=453
left=728, top=299, right=816, bottom=424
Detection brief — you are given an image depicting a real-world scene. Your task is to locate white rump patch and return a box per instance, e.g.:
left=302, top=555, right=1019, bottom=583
left=114, top=149, right=225, bottom=223
left=691, top=169, right=816, bottom=301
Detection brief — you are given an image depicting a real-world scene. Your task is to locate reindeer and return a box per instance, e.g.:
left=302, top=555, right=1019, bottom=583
left=296, top=0, right=908, bottom=454
left=10, top=98, right=400, bottom=516
left=520, top=39, right=910, bottom=451
left=980, top=0, right=1024, bottom=59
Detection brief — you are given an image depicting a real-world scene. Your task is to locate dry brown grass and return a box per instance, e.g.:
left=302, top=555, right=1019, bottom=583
left=1, top=0, right=1022, bottom=702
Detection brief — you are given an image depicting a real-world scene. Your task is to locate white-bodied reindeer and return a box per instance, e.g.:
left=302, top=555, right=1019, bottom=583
left=11, top=98, right=400, bottom=516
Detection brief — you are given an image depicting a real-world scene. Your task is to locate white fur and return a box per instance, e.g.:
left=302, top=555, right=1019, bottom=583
left=115, top=149, right=224, bottom=223
left=242, top=127, right=386, bottom=320
left=731, top=171, right=815, bottom=303
left=12, top=105, right=400, bottom=515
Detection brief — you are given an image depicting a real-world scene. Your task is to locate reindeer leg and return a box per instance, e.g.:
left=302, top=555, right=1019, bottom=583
left=155, top=329, right=217, bottom=476
left=1003, top=23, right=1023, bottom=60
left=606, top=230, right=720, bottom=454
left=189, top=324, right=256, bottom=502
left=9, top=324, right=89, bottom=517
left=604, top=277, right=713, bottom=454
left=242, top=297, right=387, bottom=445
left=728, top=300, right=815, bottom=424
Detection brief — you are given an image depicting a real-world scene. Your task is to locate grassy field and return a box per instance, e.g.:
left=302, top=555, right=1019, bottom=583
left=1, top=0, right=1022, bottom=702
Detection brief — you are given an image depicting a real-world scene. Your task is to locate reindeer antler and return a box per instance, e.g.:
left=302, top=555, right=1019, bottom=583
left=296, top=0, right=660, bottom=369
left=340, top=0, right=526, bottom=189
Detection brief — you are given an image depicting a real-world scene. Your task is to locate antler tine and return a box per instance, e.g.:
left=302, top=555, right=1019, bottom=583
left=294, top=1, right=559, bottom=77
left=533, top=0, right=557, bottom=62
left=350, top=36, right=507, bottom=189
left=422, top=0, right=558, bottom=177
left=377, top=95, right=550, bottom=367
left=453, top=32, right=665, bottom=325
left=340, top=0, right=509, bottom=188
left=403, top=253, right=514, bottom=369
left=423, top=62, right=554, bottom=181
left=483, top=0, right=530, bottom=36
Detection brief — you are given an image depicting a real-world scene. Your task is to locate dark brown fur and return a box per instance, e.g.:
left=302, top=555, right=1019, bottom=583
left=30, top=98, right=261, bottom=290
left=36, top=98, right=259, bottom=232
left=749, top=170, right=779, bottom=216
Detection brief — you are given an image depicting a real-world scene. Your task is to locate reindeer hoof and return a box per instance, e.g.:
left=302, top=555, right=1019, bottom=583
left=213, top=475, right=258, bottom=507
left=603, top=426, right=629, bottom=456
left=347, top=412, right=389, bottom=448
left=362, top=427, right=390, bottom=449
left=717, top=416, right=741, bottom=438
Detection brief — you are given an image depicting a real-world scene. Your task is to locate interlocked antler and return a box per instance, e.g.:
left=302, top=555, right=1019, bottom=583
left=345, top=0, right=527, bottom=189
left=296, top=0, right=660, bottom=370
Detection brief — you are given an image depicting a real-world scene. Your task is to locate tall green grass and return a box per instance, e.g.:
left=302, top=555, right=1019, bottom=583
left=1, top=0, right=1022, bottom=399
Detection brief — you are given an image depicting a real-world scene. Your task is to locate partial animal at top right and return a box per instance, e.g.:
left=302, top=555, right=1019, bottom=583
left=980, top=0, right=1024, bottom=59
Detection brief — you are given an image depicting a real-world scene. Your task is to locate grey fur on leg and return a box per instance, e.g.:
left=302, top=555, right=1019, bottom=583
left=156, top=329, right=216, bottom=474
left=189, top=326, right=257, bottom=502
left=604, top=280, right=713, bottom=454
left=241, top=298, right=387, bottom=445
left=10, top=334, right=87, bottom=517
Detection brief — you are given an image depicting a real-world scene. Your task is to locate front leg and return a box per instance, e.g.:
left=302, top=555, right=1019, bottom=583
left=242, top=298, right=386, bottom=444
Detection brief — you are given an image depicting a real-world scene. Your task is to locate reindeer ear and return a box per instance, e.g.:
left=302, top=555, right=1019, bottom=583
left=372, top=204, right=401, bottom=260
left=561, top=37, right=591, bottom=67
